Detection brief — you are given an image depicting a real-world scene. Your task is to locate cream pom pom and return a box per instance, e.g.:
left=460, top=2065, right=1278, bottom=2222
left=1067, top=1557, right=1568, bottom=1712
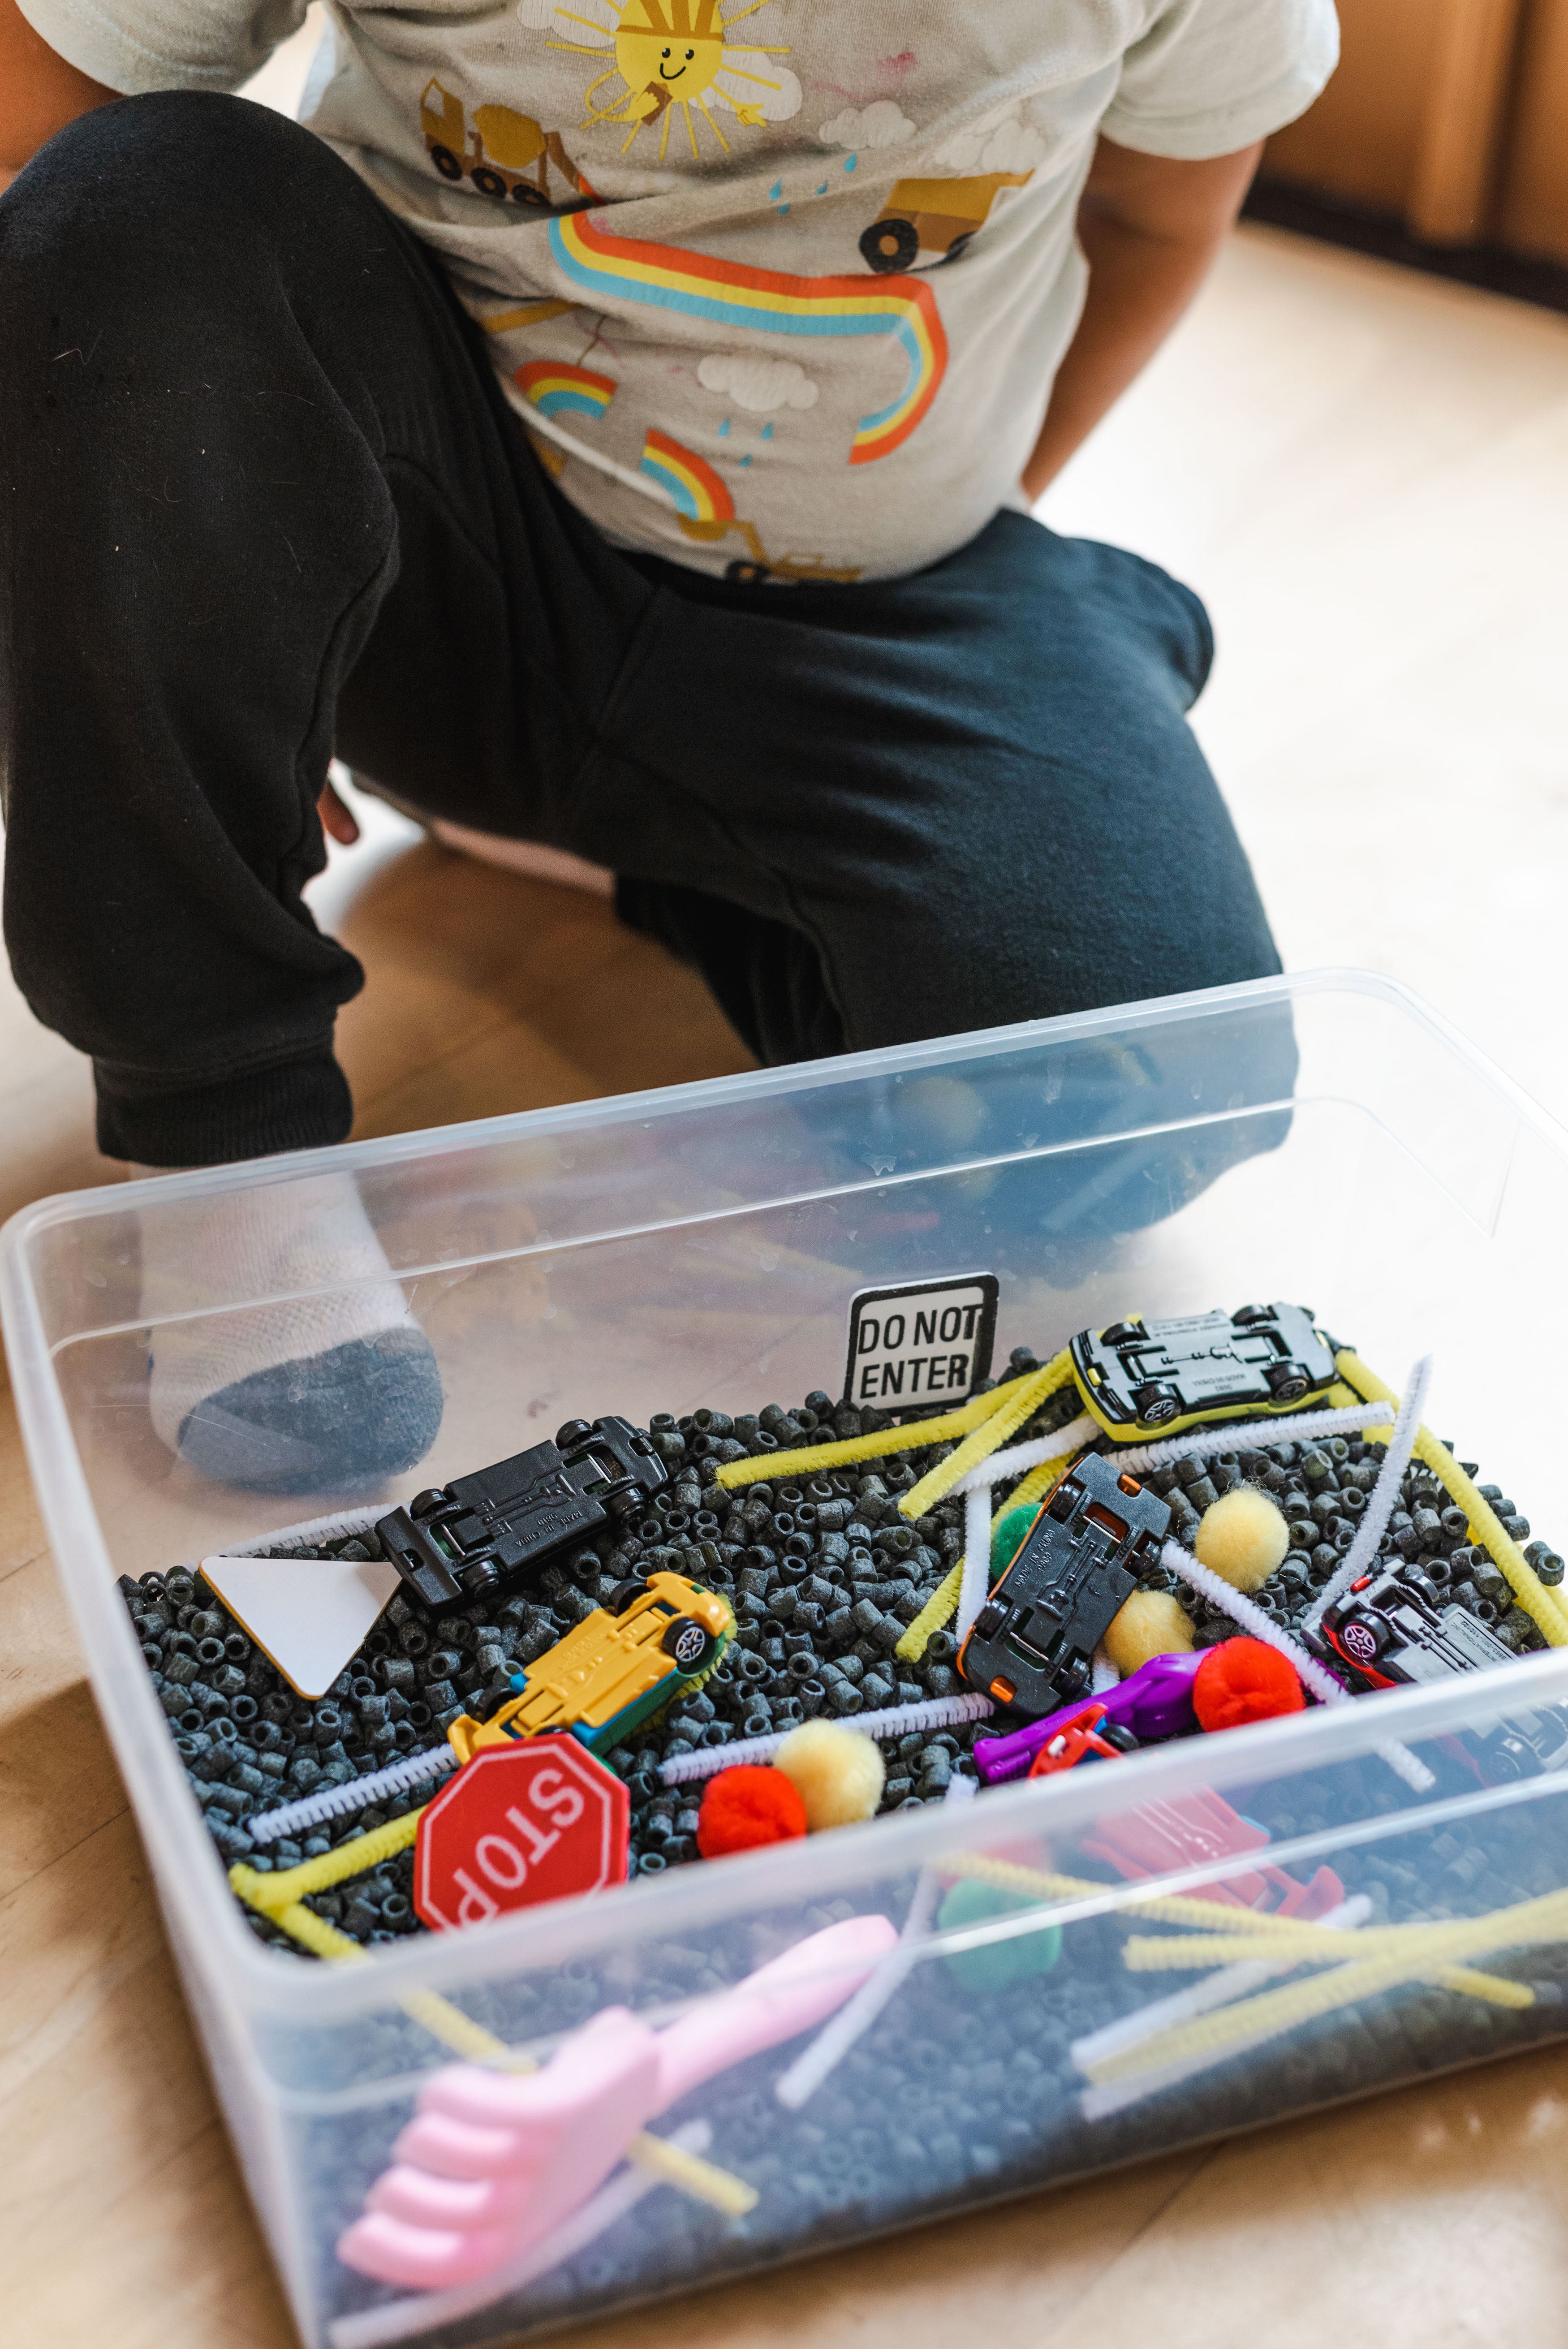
left=773, top=1719, right=885, bottom=1831
left=1193, top=1485, right=1290, bottom=1592
left=1103, top=1589, right=1196, bottom=1675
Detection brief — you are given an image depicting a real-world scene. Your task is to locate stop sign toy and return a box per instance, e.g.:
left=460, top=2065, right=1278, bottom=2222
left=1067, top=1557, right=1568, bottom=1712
left=414, top=1736, right=629, bottom=1931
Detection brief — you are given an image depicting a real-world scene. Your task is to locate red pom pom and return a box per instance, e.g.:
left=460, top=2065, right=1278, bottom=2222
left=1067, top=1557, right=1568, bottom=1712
left=697, top=1765, right=809, bottom=1858
left=1193, top=1638, right=1306, bottom=1732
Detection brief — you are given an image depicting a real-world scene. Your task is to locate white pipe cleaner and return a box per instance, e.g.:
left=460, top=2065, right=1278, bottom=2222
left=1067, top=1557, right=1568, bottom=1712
left=955, top=1482, right=994, bottom=1645
left=248, top=1742, right=457, bottom=1841
left=1074, top=1897, right=1374, bottom=2120
left=952, top=1414, right=1099, bottom=1494
left=1110, top=1397, right=1392, bottom=1478
left=774, top=1776, right=975, bottom=2111
left=658, top=1690, right=993, bottom=1785
left=1303, top=1356, right=1432, bottom=1631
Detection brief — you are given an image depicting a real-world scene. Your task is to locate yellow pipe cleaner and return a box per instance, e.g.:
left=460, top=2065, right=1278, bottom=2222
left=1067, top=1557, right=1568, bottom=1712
left=898, top=1352, right=1075, bottom=1521
left=1086, top=1887, right=1568, bottom=2083
left=941, top=1852, right=1533, bottom=2009
left=1120, top=1928, right=1530, bottom=2008
left=1335, top=1349, right=1568, bottom=1645
left=713, top=1379, right=1016, bottom=1493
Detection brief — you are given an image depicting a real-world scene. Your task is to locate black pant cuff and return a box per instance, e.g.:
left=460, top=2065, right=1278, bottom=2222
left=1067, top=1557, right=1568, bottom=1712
left=94, top=1048, right=354, bottom=1167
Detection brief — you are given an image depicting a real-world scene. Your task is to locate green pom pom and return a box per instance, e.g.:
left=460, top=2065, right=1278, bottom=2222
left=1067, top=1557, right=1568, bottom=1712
left=991, top=1502, right=1039, bottom=1577
left=937, top=1877, right=1063, bottom=1995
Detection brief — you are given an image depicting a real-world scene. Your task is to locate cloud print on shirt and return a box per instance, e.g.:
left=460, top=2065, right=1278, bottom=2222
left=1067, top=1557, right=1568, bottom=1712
left=933, top=100, right=1047, bottom=175
left=818, top=100, right=916, bottom=149
left=698, top=354, right=820, bottom=412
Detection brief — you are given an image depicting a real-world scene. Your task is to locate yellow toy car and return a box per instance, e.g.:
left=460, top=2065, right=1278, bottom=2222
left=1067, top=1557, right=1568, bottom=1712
left=446, top=1571, right=734, bottom=1763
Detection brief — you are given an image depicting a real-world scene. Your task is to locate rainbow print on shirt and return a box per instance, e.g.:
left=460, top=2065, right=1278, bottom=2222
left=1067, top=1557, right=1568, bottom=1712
left=638, top=429, right=735, bottom=521
left=547, top=210, right=946, bottom=464
left=514, top=358, right=618, bottom=422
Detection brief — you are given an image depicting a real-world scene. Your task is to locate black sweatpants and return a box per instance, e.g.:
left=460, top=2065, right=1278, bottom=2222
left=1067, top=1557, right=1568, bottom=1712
left=0, top=93, right=1282, bottom=1169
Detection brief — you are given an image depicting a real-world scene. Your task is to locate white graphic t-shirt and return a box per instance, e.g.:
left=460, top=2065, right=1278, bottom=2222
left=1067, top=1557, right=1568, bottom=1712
left=19, top=0, right=1337, bottom=578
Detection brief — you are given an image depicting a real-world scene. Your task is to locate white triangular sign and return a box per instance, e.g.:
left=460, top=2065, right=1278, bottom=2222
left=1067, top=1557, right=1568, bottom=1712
left=199, top=1552, right=401, bottom=1699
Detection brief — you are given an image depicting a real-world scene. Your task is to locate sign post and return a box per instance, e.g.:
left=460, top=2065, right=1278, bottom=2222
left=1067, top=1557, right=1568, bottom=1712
left=843, top=1273, right=998, bottom=1411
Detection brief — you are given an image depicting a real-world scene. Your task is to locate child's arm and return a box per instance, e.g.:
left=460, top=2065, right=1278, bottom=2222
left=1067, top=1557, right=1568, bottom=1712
left=0, top=0, right=116, bottom=189
left=1021, top=134, right=1263, bottom=502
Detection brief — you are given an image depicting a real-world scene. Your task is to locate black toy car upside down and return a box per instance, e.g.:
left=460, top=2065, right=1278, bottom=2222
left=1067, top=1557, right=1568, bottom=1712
left=375, top=1415, right=668, bottom=1610
left=959, top=1451, right=1172, bottom=1718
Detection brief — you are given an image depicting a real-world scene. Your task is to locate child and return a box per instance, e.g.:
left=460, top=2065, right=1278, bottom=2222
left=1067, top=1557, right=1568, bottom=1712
left=0, top=0, right=1336, bottom=1490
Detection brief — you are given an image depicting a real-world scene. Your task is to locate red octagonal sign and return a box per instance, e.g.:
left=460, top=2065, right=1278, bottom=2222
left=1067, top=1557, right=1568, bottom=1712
left=414, top=1736, right=630, bottom=1932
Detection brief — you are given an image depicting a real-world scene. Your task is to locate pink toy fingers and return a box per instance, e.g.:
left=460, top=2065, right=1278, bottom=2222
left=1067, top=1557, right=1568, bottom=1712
left=368, top=2163, right=538, bottom=2231
left=338, top=2210, right=514, bottom=2291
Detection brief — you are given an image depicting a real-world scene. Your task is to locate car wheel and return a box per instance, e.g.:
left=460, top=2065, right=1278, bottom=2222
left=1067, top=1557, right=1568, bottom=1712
left=859, top=217, right=918, bottom=273
left=662, top=1616, right=716, bottom=1671
left=429, top=145, right=463, bottom=181
left=1133, top=1382, right=1181, bottom=1424
left=1231, top=1304, right=1277, bottom=1325
left=1100, top=1321, right=1142, bottom=1346
left=512, top=181, right=549, bottom=207
left=941, top=232, right=973, bottom=265
left=471, top=166, right=508, bottom=199
left=1266, top=1362, right=1311, bottom=1401
left=605, top=1578, right=645, bottom=1616
left=409, top=1488, right=447, bottom=1519
left=555, top=1418, right=593, bottom=1448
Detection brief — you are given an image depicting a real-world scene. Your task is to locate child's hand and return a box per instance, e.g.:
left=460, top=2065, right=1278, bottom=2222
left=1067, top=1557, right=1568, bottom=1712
left=318, top=777, right=361, bottom=845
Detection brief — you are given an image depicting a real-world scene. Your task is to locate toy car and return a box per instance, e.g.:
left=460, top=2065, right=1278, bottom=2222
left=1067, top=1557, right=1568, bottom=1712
left=1069, top=1302, right=1338, bottom=1440
left=446, top=1571, right=735, bottom=1762
left=376, top=1417, right=668, bottom=1611
left=1321, top=1563, right=1568, bottom=1781
left=959, top=1452, right=1172, bottom=1717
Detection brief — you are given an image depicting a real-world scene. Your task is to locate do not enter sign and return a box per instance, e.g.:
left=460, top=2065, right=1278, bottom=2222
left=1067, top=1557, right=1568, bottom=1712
left=414, top=1736, right=630, bottom=1931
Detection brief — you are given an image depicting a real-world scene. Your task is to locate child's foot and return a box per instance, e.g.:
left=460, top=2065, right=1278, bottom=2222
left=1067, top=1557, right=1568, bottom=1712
left=137, top=1166, right=444, bottom=1493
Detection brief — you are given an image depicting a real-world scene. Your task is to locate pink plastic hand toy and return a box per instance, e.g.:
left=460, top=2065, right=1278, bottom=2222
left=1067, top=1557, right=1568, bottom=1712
left=337, top=1913, right=898, bottom=2291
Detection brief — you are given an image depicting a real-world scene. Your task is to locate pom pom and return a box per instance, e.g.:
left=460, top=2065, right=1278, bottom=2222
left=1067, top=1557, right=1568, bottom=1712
left=1193, top=1485, right=1289, bottom=1592
left=991, top=1501, right=1040, bottom=1574
left=937, top=1878, right=1062, bottom=1994
left=1193, top=1637, right=1306, bottom=1732
left=1103, top=1589, right=1195, bottom=1675
left=773, top=1720, right=885, bottom=1830
left=696, top=1765, right=808, bottom=1858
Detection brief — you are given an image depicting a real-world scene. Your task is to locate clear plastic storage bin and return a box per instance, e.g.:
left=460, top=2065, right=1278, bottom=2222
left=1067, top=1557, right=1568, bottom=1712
left=9, top=969, right=1568, bottom=2349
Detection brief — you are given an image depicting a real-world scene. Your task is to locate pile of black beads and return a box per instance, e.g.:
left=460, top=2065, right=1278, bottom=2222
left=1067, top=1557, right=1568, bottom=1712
left=121, top=1349, right=1557, bottom=1958
left=120, top=1348, right=1086, bottom=1949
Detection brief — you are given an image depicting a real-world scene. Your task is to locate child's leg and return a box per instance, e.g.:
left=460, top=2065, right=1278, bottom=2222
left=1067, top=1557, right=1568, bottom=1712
left=598, top=513, right=1278, bottom=1057
left=0, top=94, right=650, bottom=1489
left=578, top=515, right=1293, bottom=1262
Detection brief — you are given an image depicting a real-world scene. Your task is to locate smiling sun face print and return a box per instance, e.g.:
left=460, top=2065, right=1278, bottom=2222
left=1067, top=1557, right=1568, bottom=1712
left=547, top=0, right=802, bottom=159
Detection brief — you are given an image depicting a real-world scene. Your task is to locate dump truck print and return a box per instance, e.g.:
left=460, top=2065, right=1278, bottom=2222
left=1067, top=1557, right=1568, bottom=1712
left=858, top=172, right=1032, bottom=272
left=420, top=82, right=599, bottom=208
left=677, top=516, right=862, bottom=584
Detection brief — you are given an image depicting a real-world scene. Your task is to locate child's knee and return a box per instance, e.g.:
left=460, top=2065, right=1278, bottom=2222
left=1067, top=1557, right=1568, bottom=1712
left=1, top=93, right=334, bottom=324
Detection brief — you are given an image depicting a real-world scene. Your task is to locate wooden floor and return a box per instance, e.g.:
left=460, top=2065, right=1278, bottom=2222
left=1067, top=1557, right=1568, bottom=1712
left=10, top=96, right=1568, bottom=2348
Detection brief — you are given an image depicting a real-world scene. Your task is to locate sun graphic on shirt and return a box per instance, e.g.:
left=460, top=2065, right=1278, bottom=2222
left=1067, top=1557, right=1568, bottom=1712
left=545, top=0, right=801, bottom=159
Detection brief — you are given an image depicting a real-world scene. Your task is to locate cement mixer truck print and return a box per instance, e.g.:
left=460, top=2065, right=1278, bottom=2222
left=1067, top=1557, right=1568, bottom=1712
left=420, top=82, right=600, bottom=209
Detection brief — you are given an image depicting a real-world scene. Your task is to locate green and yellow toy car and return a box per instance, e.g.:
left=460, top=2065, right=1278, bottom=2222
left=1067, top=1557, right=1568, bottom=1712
left=446, top=1571, right=734, bottom=1763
